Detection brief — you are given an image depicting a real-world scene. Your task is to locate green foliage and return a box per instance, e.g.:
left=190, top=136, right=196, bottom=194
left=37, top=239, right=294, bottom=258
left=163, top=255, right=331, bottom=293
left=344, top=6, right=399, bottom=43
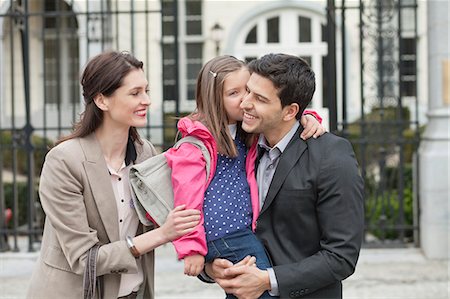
left=365, top=164, right=414, bottom=241
left=340, top=106, right=420, bottom=243
left=163, top=112, right=190, bottom=150
left=3, top=182, right=42, bottom=229
left=0, top=131, right=53, bottom=176
left=344, top=106, right=420, bottom=166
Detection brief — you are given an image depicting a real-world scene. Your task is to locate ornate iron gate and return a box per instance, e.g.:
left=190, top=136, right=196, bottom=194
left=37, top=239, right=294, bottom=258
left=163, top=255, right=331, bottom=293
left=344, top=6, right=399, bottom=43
left=326, top=0, right=420, bottom=247
left=0, top=0, right=167, bottom=252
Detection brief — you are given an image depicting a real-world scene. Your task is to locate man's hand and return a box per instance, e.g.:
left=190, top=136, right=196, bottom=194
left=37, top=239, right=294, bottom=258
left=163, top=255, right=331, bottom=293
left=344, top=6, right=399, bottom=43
left=205, top=256, right=256, bottom=280
left=184, top=254, right=205, bottom=276
left=215, top=265, right=271, bottom=299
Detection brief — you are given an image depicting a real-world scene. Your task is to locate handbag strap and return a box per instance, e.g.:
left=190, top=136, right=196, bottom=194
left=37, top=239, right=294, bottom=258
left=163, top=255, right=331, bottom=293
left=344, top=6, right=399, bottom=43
left=173, top=135, right=212, bottom=182
left=83, top=244, right=102, bottom=299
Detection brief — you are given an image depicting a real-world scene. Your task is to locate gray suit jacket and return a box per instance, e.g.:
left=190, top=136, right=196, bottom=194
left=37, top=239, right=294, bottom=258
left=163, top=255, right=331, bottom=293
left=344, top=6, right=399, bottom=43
left=256, top=128, right=364, bottom=298
left=27, top=133, right=157, bottom=299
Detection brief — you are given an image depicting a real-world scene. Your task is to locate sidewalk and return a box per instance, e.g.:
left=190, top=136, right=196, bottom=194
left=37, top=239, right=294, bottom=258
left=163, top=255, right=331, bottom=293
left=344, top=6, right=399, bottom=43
left=0, top=241, right=448, bottom=299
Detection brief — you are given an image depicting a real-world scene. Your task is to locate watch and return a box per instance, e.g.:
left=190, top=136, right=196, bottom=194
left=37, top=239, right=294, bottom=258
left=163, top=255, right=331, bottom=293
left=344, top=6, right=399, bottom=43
left=126, top=236, right=140, bottom=258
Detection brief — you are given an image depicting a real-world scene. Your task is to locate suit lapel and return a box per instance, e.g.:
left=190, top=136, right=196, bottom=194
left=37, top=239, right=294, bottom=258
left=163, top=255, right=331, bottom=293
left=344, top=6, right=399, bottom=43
left=259, top=131, right=308, bottom=215
left=80, top=134, right=120, bottom=243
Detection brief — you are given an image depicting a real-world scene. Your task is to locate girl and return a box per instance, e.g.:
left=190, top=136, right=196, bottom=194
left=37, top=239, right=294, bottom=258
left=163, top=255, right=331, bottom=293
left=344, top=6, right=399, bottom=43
left=165, top=55, right=324, bottom=298
left=27, top=51, right=200, bottom=299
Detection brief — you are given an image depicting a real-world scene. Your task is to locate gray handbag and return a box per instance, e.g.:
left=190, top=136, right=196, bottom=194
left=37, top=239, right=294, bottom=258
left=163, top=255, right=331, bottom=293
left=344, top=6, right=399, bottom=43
left=129, top=136, right=211, bottom=227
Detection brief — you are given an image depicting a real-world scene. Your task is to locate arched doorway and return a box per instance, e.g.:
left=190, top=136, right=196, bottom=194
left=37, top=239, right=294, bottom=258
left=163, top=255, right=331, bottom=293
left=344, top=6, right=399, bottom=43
left=227, top=3, right=329, bottom=127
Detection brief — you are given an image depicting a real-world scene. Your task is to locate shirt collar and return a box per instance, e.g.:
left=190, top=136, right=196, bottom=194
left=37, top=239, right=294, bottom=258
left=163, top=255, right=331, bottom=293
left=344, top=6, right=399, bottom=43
left=258, top=121, right=300, bottom=154
left=228, top=124, right=237, bottom=140
left=125, top=135, right=137, bottom=166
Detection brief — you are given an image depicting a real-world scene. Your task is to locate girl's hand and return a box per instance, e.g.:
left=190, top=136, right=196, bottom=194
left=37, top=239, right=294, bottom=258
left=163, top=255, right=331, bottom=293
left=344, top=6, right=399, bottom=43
left=184, top=254, right=205, bottom=276
left=160, top=205, right=201, bottom=242
left=300, top=114, right=326, bottom=140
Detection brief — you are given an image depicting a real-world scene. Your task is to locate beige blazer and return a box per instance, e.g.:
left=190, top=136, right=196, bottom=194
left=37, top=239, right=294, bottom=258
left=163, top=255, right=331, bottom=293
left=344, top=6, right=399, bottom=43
left=27, top=133, right=157, bottom=299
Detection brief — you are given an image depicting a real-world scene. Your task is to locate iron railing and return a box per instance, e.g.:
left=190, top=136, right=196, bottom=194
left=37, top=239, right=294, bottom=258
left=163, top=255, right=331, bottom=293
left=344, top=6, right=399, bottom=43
left=327, top=0, right=420, bottom=247
left=0, top=0, right=421, bottom=252
left=0, top=0, right=171, bottom=252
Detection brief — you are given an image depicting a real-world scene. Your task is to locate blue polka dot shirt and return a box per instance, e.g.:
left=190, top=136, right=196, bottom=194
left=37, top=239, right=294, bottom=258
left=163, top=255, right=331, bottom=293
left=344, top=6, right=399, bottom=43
left=203, top=137, right=253, bottom=242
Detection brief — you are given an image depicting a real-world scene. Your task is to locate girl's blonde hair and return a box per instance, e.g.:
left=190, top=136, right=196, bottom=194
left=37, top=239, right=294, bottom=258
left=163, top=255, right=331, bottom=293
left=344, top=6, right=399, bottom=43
left=191, top=55, right=251, bottom=157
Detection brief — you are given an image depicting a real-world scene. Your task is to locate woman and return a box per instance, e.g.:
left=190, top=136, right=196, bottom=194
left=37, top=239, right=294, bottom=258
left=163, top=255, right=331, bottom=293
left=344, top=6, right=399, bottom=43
left=27, top=51, right=200, bottom=299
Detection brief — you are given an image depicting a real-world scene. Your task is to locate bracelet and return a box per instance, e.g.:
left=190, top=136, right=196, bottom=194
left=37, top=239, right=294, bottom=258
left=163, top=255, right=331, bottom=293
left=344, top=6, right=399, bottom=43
left=126, top=236, right=141, bottom=258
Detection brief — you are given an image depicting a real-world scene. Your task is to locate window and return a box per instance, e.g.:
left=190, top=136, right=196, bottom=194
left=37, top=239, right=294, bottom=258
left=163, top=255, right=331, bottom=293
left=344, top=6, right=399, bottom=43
left=245, top=26, right=257, bottom=44
left=321, top=24, right=327, bottom=42
left=162, top=0, right=175, bottom=36
left=298, top=16, right=311, bottom=42
left=267, top=17, right=279, bottom=43
left=245, top=57, right=257, bottom=63
left=237, top=11, right=327, bottom=110
left=186, top=0, right=202, bottom=35
left=186, top=43, right=203, bottom=100
left=43, top=0, right=79, bottom=105
left=162, top=0, right=203, bottom=103
left=400, top=38, right=416, bottom=97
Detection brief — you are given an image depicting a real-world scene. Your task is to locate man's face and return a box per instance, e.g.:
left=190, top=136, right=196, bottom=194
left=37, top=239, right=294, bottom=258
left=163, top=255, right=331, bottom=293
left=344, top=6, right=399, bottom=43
left=240, top=73, right=286, bottom=146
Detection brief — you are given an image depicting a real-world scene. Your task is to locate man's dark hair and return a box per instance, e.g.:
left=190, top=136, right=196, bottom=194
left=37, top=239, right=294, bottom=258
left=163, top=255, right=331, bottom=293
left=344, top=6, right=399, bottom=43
left=247, top=53, right=316, bottom=119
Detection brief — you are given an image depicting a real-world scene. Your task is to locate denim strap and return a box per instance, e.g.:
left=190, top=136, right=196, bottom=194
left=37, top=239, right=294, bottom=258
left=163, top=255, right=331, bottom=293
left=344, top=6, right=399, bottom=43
left=83, top=244, right=103, bottom=299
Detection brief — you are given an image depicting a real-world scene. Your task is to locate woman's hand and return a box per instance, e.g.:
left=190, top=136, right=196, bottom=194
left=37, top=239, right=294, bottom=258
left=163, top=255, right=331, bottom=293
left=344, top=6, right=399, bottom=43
left=300, top=114, right=326, bottom=140
left=160, top=205, right=201, bottom=242
left=133, top=205, right=200, bottom=255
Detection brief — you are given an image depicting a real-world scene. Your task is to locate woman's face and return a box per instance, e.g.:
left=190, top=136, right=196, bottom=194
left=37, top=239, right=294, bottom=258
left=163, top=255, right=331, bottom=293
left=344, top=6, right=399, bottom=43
left=222, top=67, right=250, bottom=124
left=102, top=68, right=150, bottom=129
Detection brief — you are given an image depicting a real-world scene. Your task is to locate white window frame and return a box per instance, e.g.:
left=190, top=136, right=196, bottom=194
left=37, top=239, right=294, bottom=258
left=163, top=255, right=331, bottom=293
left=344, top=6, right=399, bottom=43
left=42, top=0, right=79, bottom=108
left=234, top=9, right=327, bottom=110
left=162, top=0, right=203, bottom=113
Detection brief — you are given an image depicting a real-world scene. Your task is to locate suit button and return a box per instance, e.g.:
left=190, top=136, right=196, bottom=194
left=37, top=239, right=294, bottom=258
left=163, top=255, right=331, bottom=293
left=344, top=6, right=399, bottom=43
left=111, top=269, right=128, bottom=274
left=289, top=291, right=295, bottom=298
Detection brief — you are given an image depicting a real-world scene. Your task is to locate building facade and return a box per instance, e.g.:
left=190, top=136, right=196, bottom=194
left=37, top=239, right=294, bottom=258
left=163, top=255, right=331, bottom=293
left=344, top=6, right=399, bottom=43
left=1, top=0, right=447, bottom=255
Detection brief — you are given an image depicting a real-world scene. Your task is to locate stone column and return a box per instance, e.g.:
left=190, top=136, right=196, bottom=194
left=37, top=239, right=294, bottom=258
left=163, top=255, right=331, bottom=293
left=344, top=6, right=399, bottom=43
left=418, top=0, right=450, bottom=259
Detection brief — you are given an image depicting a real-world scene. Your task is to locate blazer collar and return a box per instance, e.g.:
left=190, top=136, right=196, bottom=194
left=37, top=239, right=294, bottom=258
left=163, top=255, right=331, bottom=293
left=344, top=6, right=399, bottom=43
left=259, top=126, right=307, bottom=215
left=134, top=139, right=155, bottom=164
left=80, top=133, right=120, bottom=242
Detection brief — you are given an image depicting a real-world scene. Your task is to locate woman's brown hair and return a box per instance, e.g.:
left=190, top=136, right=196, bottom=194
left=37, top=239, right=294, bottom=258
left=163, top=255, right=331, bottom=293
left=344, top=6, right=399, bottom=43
left=191, top=55, right=253, bottom=157
left=56, top=51, right=144, bottom=145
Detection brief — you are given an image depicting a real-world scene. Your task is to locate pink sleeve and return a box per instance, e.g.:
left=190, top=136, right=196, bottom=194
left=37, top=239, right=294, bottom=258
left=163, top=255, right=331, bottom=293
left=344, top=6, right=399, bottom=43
left=246, top=140, right=259, bottom=231
left=303, top=109, right=323, bottom=124
left=165, top=143, right=208, bottom=259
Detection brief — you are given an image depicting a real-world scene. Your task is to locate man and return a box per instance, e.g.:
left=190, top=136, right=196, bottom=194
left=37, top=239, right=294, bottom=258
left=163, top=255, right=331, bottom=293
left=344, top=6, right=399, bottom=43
left=206, top=53, right=365, bottom=299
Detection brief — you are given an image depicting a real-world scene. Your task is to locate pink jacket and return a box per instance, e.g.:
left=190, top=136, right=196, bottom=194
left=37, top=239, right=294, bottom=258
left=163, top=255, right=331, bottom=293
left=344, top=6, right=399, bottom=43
left=165, top=117, right=259, bottom=259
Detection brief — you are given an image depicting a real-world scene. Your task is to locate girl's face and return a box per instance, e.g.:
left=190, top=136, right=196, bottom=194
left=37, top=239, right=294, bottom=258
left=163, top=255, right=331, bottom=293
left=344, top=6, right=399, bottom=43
left=102, top=69, right=150, bottom=129
left=222, top=67, right=250, bottom=124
